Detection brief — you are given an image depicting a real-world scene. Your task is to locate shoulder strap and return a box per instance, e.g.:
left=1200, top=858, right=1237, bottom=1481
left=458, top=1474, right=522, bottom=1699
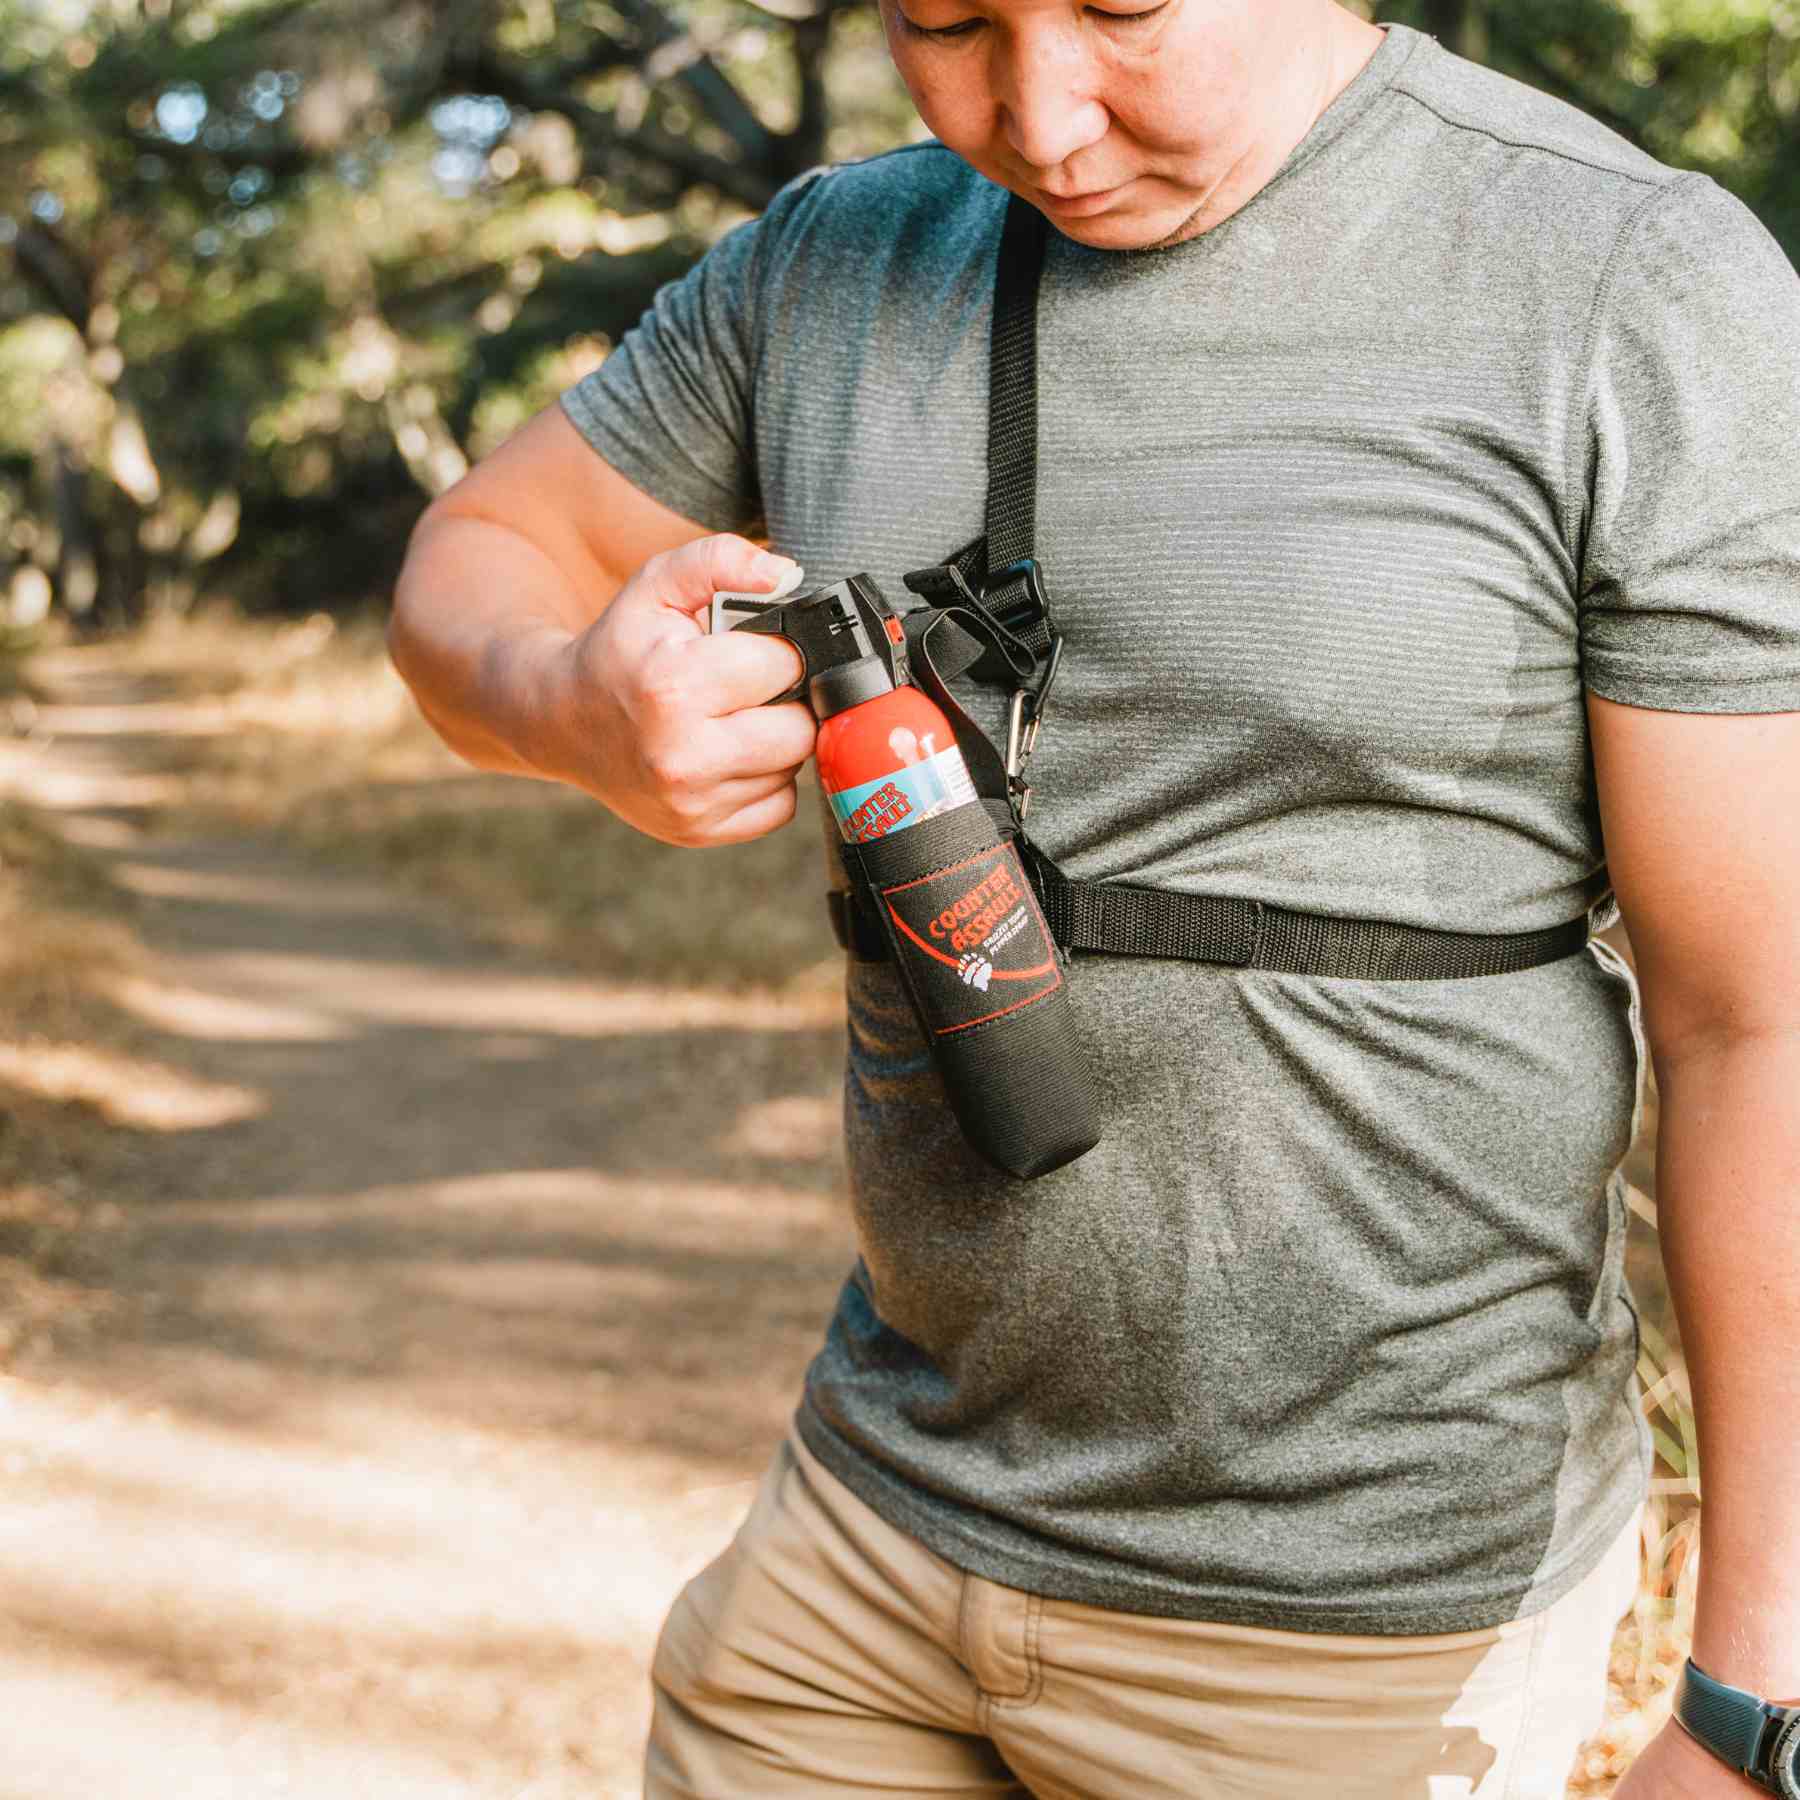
left=906, top=196, right=1057, bottom=664
left=981, top=197, right=1053, bottom=657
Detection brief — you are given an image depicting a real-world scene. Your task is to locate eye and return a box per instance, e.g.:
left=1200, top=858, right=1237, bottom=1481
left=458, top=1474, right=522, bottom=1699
left=900, top=13, right=983, bottom=38
left=897, top=1, right=1165, bottom=38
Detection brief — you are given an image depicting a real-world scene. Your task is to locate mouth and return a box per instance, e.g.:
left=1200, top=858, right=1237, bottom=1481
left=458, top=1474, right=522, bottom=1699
left=1035, top=180, right=1132, bottom=215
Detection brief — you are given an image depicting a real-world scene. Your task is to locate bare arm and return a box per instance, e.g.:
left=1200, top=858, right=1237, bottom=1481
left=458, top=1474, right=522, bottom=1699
left=1590, top=692, right=1800, bottom=1792
left=387, top=402, right=811, bottom=846
left=388, top=403, right=711, bottom=776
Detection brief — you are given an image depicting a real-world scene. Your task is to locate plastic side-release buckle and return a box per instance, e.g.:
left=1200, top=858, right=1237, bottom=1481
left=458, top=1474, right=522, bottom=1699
left=981, top=556, right=1052, bottom=641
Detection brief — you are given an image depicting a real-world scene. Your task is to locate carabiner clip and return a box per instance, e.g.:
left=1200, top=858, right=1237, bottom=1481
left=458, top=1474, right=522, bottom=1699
left=1004, top=633, right=1064, bottom=823
left=1001, top=690, right=1033, bottom=819
left=1006, top=633, right=1064, bottom=771
left=1005, top=688, right=1029, bottom=781
left=1022, top=632, right=1063, bottom=761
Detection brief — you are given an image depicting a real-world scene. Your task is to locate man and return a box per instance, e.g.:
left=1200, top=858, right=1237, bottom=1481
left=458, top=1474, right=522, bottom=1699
left=387, top=1, right=1800, bottom=1792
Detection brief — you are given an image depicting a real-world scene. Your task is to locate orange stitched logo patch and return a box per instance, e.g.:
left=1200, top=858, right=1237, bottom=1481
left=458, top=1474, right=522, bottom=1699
left=880, top=843, right=1060, bottom=1035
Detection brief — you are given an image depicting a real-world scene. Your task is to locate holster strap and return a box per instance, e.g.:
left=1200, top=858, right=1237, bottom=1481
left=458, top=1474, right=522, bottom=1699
left=828, top=888, right=893, bottom=963
left=831, top=877, right=1590, bottom=980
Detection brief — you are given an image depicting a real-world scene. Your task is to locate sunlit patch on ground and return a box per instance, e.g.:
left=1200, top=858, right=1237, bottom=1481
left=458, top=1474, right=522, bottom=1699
left=716, top=1093, right=844, bottom=1161
left=106, top=970, right=353, bottom=1043
left=0, top=1040, right=265, bottom=1131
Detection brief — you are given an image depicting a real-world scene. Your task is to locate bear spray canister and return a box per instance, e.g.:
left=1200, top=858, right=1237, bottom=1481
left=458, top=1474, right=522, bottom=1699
left=711, top=570, right=1101, bottom=1180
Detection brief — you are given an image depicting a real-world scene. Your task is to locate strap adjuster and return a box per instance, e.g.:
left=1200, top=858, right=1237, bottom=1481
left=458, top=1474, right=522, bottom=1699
left=981, top=555, right=1052, bottom=639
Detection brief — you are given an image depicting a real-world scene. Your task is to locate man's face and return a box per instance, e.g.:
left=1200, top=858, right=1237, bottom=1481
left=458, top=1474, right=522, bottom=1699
left=879, top=0, right=1313, bottom=252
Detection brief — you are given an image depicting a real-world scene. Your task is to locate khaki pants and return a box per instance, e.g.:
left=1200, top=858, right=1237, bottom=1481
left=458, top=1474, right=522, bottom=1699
left=645, top=1426, right=1640, bottom=1799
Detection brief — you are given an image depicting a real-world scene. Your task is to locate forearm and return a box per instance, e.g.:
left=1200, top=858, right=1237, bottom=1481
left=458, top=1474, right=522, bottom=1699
left=1653, top=1029, right=1800, bottom=1698
left=388, top=507, right=609, bottom=783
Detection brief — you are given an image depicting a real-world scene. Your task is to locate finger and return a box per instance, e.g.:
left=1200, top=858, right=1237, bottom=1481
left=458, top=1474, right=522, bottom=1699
left=637, top=535, right=801, bottom=625
left=683, top=630, right=810, bottom=717
left=675, top=768, right=801, bottom=842
left=704, top=701, right=817, bottom=775
left=703, top=779, right=803, bottom=847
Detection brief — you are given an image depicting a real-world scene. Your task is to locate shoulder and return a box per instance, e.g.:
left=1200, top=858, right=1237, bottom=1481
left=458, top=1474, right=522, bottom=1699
left=1388, top=27, right=1680, bottom=200
left=753, top=141, right=1006, bottom=268
left=1609, top=170, right=1797, bottom=296
left=722, top=142, right=1009, bottom=343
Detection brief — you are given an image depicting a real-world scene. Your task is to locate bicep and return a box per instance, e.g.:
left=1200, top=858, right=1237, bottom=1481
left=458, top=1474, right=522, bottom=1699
left=417, top=402, right=718, bottom=629
left=1587, top=690, right=1800, bottom=1064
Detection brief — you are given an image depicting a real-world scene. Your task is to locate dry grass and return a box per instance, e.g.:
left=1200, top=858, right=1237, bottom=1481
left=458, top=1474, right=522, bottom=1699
left=1570, top=1262, right=1701, bottom=1793
left=0, top=797, right=149, bottom=1050
left=0, top=798, right=148, bottom=1364
left=130, top=600, right=839, bottom=995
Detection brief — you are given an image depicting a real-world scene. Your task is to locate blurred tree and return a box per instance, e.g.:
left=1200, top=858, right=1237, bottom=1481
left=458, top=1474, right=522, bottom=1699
left=0, top=0, right=1793, bottom=629
left=1380, top=0, right=1800, bottom=249
left=0, top=0, right=915, bottom=626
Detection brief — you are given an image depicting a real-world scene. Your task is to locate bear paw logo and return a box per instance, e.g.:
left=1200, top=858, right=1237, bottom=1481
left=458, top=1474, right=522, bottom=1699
left=957, top=953, right=993, bottom=993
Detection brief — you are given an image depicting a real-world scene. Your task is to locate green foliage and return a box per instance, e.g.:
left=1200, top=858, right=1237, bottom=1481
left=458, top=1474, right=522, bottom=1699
left=1384, top=0, right=1800, bottom=249
left=0, top=0, right=915, bottom=626
left=0, top=0, right=1794, bottom=629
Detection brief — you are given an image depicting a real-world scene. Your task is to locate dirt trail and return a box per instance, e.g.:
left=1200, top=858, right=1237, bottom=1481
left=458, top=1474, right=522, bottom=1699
left=0, top=645, right=856, bottom=1799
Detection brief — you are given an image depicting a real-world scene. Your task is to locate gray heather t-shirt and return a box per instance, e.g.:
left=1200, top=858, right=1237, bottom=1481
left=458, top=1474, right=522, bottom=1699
left=561, top=21, right=1800, bottom=1632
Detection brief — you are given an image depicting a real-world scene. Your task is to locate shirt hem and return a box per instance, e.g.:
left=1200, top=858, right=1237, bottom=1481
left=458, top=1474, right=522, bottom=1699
left=794, top=1399, right=1649, bottom=1637
left=1581, top=664, right=1800, bottom=713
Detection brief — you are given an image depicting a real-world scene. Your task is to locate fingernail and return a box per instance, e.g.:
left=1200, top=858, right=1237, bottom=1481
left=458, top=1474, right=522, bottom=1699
left=752, top=551, right=797, bottom=584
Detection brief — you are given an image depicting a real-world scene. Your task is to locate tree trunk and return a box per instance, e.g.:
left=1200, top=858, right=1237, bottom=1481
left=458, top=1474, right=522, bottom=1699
left=1423, top=0, right=1486, bottom=62
left=50, top=441, right=101, bottom=624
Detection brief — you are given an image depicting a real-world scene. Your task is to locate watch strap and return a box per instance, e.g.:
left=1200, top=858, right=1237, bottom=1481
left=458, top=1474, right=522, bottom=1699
left=1676, top=1660, right=1789, bottom=1788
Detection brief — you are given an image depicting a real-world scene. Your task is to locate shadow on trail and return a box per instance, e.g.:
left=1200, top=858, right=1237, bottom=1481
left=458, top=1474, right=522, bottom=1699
left=3, top=654, right=865, bottom=1489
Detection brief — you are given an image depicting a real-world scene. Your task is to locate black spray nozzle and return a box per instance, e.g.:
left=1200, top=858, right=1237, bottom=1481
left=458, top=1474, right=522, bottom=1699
left=708, top=572, right=910, bottom=717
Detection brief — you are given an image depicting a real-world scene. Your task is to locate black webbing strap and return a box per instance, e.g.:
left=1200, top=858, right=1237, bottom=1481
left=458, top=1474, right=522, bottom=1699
left=978, top=197, right=1051, bottom=654
left=829, top=889, right=893, bottom=962
left=833, top=878, right=1592, bottom=978
left=908, top=197, right=1056, bottom=659
left=1039, top=881, right=1593, bottom=979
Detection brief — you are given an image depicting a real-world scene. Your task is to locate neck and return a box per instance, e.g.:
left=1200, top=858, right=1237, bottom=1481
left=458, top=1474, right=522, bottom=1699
left=1153, top=9, right=1387, bottom=250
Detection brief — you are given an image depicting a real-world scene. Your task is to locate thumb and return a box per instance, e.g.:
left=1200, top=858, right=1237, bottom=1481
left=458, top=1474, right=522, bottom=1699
left=636, top=535, right=802, bottom=626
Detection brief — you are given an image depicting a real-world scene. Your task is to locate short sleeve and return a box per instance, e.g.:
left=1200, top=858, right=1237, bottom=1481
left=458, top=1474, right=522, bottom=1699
left=1576, top=172, right=1800, bottom=712
left=558, top=205, right=773, bottom=533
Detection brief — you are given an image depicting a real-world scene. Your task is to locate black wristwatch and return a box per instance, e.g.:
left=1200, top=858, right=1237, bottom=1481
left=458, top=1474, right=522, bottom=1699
left=1675, top=1659, right=1800, bottom=1796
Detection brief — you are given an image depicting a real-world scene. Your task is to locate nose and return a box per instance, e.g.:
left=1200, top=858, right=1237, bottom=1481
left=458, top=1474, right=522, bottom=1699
left=992, top=27, right=1109, bottom=172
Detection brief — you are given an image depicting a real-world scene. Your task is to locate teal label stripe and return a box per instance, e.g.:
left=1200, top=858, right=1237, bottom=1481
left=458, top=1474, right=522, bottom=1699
left=829, top=748, right=976, bottom=843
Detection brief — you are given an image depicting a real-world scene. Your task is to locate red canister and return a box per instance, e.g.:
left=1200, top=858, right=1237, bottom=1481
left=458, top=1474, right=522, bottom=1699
left=816, top=681, right=979, bottom=846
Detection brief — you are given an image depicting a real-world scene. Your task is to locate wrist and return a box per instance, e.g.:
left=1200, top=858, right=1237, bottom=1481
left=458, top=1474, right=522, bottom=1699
left=1665, top=1714, right=1764, bottom=1789
left=1692, top=1636, right=1800, bottom=1711
left=1676, top=1657, right=1800, bottom=1796
left=1692, top=1560, right=1800, bottom=1702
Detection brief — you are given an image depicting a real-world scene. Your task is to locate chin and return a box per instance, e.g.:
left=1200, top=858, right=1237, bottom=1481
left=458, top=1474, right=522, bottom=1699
left=1029, top=199, right=1206, bottom=254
